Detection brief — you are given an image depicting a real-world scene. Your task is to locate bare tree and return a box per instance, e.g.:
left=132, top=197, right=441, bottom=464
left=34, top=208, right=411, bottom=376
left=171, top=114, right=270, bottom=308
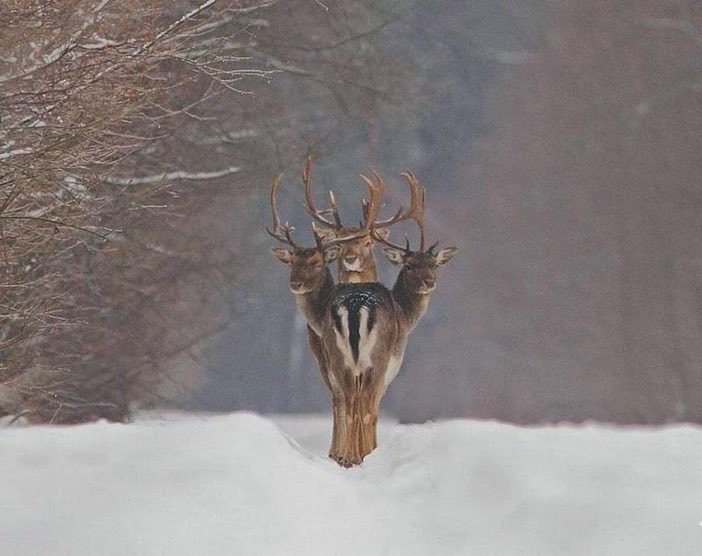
left=1, top=0, right=405, bottom=422
left=0, top=0, right=276, bottom=422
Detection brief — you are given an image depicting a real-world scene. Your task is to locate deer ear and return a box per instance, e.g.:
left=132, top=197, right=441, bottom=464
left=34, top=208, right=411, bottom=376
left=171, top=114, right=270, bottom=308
left=271, top=247, right=293, bottom=265
left=382, top=247, right=405, bottom=265
left=435, top=246, right=458, bottom=266
left=324, top=245, right=340, bottom=264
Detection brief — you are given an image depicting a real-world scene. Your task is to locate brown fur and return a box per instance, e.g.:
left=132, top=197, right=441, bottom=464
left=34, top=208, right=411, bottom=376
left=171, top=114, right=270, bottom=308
left=304, top=227, right=387, bottom=463
left=272, top=242, right=457, bottom=467
left=318, top=245, right=459, bottom=465
left=272, top=244, right=353, bottom=463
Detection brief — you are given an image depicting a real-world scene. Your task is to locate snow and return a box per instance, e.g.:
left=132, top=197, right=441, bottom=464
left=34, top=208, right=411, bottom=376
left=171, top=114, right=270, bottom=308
left=2, top=412, right=701, bottom=555
left=0, top=147, right=33, bottom=160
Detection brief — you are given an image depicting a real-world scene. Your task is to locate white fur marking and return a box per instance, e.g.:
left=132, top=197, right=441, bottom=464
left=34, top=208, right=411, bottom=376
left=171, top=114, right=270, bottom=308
left=343, top=258, right=363, bottom=272
left=357, top=306, right=377, bottom=373
left=333, top=306, right=355, bottom=370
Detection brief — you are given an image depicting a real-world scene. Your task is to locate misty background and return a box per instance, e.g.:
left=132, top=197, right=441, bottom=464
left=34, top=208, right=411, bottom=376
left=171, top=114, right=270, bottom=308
left=3, top=0, right=700, bottom=425
left=193, top=0, right=702, bottom=424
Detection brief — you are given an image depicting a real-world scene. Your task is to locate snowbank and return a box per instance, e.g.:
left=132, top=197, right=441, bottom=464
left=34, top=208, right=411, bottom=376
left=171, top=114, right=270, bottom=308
left=2, top=412, right=701, bottom=555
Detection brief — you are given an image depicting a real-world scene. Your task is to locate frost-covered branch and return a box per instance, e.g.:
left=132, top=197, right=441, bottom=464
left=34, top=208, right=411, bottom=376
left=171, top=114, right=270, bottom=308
left=135, top=0, right=218, bottom=55
left=0, top=0, right=274, bottom=422
left=105, top=165, right=241, bottom=186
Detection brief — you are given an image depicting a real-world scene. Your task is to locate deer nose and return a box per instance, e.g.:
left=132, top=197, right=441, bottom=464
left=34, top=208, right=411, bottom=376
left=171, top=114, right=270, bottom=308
left=290, top=280, right=303, bottom=291
left=422, top=278, right=436, bottom=289
left=344, top=255, right=358, bottom=264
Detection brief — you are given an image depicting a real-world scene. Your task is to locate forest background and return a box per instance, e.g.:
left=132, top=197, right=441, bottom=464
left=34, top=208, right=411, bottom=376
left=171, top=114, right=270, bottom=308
left=1, top=0, right=700, bottom=425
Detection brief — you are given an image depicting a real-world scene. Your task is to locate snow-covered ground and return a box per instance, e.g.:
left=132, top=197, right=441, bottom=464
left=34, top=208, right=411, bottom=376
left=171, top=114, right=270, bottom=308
left=2, top=412, right=701, bottom=556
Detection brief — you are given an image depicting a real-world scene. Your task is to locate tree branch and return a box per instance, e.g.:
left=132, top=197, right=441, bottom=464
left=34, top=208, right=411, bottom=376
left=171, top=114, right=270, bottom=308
left=104, top=165, right=241, bottom=186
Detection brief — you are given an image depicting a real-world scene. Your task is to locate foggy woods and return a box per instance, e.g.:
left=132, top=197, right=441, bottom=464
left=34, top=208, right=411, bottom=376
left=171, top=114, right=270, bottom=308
left=1, top=1, right=701, bottom=425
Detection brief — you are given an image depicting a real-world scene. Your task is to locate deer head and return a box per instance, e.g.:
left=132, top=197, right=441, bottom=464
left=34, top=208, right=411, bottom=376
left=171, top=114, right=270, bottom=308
left=372, top=171, right=458, bottom=296
left=271, top=244, right=340, bottom=294
left=382, top=243, right=458, bottom=294
left=266, top=174, right=342, bottom=294
left=302, top=157, right=423, bottom=283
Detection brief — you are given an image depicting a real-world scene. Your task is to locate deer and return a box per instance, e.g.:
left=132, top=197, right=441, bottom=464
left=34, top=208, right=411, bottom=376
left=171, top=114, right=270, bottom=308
left=267, top=173, right=364, bottom=463
left=315, top=171, right=458, bottom=465
left=268, top=165, right=457, bottom=466
left=296, top=158, right=426, bottom=462
left=302, top=155, right=401, bottom=284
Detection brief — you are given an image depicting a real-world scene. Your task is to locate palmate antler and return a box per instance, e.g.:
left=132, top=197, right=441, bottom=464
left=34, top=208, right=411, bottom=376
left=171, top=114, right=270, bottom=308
left=361, top=171, right=437, bottom=252
left=303, top=156, right=378, bottom=246
left=267, top=170, right=369, bottom=251
left=361, top=170, right=426, bottom=246
left=301, top=156, right=427, bottom=248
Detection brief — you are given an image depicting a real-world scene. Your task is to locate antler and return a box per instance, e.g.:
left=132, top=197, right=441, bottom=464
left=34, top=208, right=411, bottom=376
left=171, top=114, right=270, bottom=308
left=398, top=171, right=426, bottom=251
left=373, top=228, right=439, bottom=254
left=363, top=170, right=426, bottom=250
left=373, top=230, right=412, bottom=253
left=358, top=170, right=410, bottom=231
left=266, top=169, right=374, bottom=251
left=312, top=222, right=369, bottom=248
left=302, top=158, right=426, bottom=251
left=303, top=155, right=342, bottom=229
left=265, top=174, right=298, bottom=247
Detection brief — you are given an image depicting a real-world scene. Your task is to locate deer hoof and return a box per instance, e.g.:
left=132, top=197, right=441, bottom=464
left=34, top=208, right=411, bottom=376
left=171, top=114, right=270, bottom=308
left=336, top=456, right=353, bottom=468
left=333, top=454, right=363, bottom=468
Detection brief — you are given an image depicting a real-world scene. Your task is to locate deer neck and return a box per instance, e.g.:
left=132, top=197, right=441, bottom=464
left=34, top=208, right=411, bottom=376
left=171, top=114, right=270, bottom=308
left=294, top=268, right=336, bottom=335
left=391, top=270, right=432, bottom=332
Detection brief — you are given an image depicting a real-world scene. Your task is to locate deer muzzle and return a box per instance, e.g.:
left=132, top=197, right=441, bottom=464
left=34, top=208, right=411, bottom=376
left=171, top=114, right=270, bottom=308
left=289, top=280, right=307, bottom=293
left=420, top=278, right=436, bottom=293
left=342, top=255, right=362, bottom=272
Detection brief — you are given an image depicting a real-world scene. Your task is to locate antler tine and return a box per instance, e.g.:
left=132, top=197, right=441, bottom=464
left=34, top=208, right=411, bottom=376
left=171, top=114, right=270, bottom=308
left=366, top=170, right=426, bottom=249
left=302, top=155, right=341, bottom=229
left=313, top=220, right=368, bottom=249
left=371, top=228, right=411, bottom=253
left=265, top=174, right=298, bottom=247
left=359, top=171, right=387, bottom=230
left=399, top=171, right=426, bottom=251
left=320, top=228, right=370, bottom=249
left=328, top=190, right=342, bottom=227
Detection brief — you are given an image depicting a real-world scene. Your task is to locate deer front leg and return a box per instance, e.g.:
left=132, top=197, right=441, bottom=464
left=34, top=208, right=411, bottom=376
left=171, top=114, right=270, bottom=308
left=359, top=372, right=384, bottom=456
left=358, top=386, right=375, bottom=460
left=336, top=372, right=380, bottom=466
left=358, top=390, right=375, bottom=460
left=329, top=393, right=347, bottom=462
left=367, top=389, right=384, bottom=451
left=308, top=327, right=346, bottom=462
left=334, top=374, right=365, bottom=467
left=339, top=398, right=361, bottom=467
